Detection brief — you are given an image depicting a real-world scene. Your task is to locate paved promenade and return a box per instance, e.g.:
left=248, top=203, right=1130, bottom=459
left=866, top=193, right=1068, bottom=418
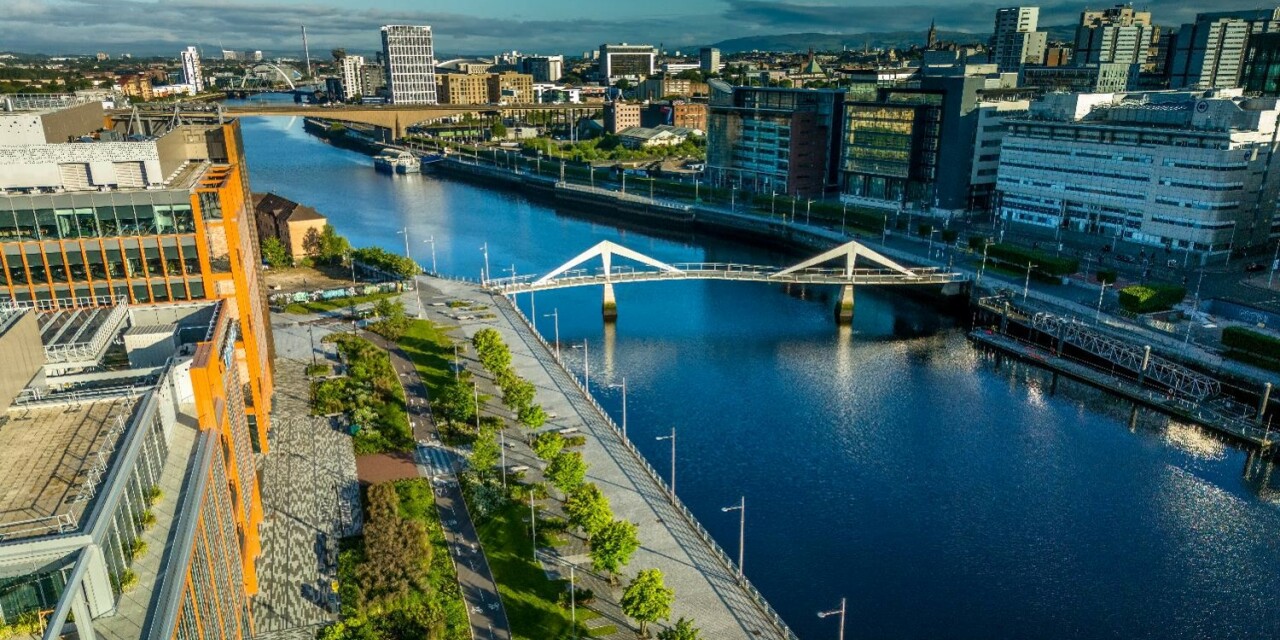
left=426, top=277, right=794, bottom=639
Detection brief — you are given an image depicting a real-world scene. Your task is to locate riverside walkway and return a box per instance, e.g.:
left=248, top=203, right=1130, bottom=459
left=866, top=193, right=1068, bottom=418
left=428, top=277, right=796, bottom=639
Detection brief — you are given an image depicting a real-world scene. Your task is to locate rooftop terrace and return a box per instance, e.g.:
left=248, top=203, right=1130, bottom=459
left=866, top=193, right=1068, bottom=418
left=0, top=396, right=138, bottom=542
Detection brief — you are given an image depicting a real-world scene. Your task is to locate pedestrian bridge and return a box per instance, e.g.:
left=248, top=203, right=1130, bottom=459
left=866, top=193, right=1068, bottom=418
left=484, top=240, right=968, bottom=323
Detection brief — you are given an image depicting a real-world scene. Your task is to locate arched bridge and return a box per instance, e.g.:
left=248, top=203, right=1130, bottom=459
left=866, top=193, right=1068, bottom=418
left=485, top=240, right=968, bottom=323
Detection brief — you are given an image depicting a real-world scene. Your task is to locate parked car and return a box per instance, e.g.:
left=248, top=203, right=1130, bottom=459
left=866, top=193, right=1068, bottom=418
left=1246, top=262, right=1267, bottom=272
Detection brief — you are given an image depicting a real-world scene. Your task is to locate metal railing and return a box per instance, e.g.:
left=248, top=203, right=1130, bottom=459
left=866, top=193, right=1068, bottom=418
left=42, top=297, right=130, bottom=364
left=487, top=262, right=967, bottom=294
left=499, top=295, right=799, bottom=640
left=0, top=513, right=77, bottom=542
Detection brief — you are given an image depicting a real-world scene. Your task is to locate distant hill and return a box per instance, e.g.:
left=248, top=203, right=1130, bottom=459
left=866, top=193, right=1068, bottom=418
left=705, top=24, right=1079, bottom=54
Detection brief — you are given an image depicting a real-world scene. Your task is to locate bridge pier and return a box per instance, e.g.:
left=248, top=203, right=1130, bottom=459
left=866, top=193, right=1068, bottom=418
left=835, top=284, right=855, bottom=325
left=602, top=282, right=618, bottom=322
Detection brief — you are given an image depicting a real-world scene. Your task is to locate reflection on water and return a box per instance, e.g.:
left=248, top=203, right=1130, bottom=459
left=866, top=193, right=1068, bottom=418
left=240, top=115, right=1280, bottom=640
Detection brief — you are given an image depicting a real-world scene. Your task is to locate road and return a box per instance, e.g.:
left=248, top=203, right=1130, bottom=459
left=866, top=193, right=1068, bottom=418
left=363, top=330, right=513, bottom=640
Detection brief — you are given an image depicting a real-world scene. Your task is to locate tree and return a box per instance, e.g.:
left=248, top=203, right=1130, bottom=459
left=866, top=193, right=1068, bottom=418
left=501, top=376, right=536, bottom=412
left=470, top=428, right=501, bottom=475
left=615, top=78, right=633, bottom=91
left=531, top=431, right=564, bottom=461
left=565, top=483, right=612, bottom=538
left=315, top=224, right=351, bottom=265
left=674, top=69, right=704, bottom=83
left=370, top=298, right=410, bottom=341
left=545, top=451, right=587, bottom=494
left=518, top=403, right=548, bottom=430
left=260, top=237, right=290, bottom=268
left=434, top=376, right=477, bottom=425
left=491, top=122, right=508, bottom=139
left=589, top=519, right=640, bottom=580
left=621, top=569, right=673, bottom=637
left=657, top=618, right=702, bottom=640
left=472, top=329, right=512, bottom=374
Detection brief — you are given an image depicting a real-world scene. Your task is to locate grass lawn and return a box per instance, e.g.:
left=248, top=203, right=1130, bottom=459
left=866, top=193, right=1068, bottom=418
left=285, top=291, right=399, bottom=314
left=399, top=319, right=458, bottom=392
left=475, top=502, right=598, bottom=640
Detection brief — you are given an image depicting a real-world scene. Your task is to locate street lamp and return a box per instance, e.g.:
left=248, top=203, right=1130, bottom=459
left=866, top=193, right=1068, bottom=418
left=607, top=377, right=627, bottom=439
left=721, top=496, right=745, bottom=579
left=1023, top=262, right=1038, bottom=304
left=543, top=309, right=560, bottom=359
left=423, top=236, right=437, bottom=275
left=655, top=428, right=676, bottom=496
left=977, top=238, right=994, bottom=286
left=806, top=198, right=814, bottom=225
left=1096, top=280, right=1111, bottom=324
left=479, top=242, right=490, bottom=285
left=572, top=339, right=589, bottom=393
left=771, top=192, right=777, bottom=219
left=472, top=380, right=481, bottom=434
left=817, top=598, right=847, bottom=640
left=841, top=201, right=848, bottom=235
left=1269, top=238, right=1280, bottom=289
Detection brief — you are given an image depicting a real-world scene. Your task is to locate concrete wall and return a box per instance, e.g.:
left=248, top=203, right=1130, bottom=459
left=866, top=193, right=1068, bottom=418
left=40, top=102, right=105, bottom=144
left=0, top=311, right=47, bottom=411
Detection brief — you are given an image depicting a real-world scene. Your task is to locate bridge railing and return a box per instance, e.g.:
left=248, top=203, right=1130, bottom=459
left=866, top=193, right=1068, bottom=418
left=488, top=262, right=966, bottom=293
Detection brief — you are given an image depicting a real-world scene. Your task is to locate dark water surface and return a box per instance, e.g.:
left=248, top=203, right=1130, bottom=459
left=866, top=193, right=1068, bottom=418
left=238, top=113, right=1280, bottom=640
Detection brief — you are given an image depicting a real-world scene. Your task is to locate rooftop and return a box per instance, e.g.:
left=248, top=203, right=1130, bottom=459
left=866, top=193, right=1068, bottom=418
left=0, top=396, right=138, bottom=542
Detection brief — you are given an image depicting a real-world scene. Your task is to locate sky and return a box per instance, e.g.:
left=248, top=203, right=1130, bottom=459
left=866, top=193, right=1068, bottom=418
left=0, top=0, right=1266, bottom=57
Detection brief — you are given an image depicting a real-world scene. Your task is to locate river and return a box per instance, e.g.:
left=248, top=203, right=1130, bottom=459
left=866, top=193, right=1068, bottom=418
left=237, top=112, right=1280, bottom=639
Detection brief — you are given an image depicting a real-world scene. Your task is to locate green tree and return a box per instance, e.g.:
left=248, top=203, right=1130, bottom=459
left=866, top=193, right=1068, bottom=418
left=470, top=428, right=501, bottom=475
left=615, top=78, right=633, bottom=91
left=491, top=122, right=508, bottom=139
left=518, top=403, right=548, bottom=430
left=472, top=328, right=512, bottom=374
left=531, top=431, right=564, bottom=461
left=370, top=299, right=410, bottom=341
left=546, top=451, right=587, bottom=494
left=260, top=236, right=290, bottom=268
left=674, top=69, right=704, bottom=82
left=589, top=519, right=640, bottom=580
left=621, top=569, right=674, bottom=637
left=434, top=376, right=477, bottom=425
left=315, top=224, right=351, bottom=265
left=565, top=483, right=612, bottom=538
left=657, top=617, right=702, bottom=640
left=501, top=376, right=536, bottom=412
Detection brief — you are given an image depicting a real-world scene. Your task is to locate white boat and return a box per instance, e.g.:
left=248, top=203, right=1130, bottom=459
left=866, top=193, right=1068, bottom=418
left=373, top=150, right=420, bottom=174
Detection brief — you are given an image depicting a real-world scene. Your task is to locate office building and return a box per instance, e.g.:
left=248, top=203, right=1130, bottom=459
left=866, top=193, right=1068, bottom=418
left=996, top=90, right=1280, bottom=262
left=969, top=94, right=1031, bottom=215
left=116, top=75, right=154, bottom=101
left=522, top=55, right=564, bottom=83
left=641, top=101, right=708, bottom=132
left=1074, top=5, right=1158, bottom=70
left=339, top=55, right=365, bottom=100
left=359, top=63, right=387, bottom=98
left=604, top=101, right=642, bottom=134
left=180, top=46, right=204, bottom=93
left=381, top=25, right=438, bottom=104
left=438, top=73, right=491, bottom=104
left=700, top=47, right=721, bottom=74
left=638, top=74, right=708, bottom=100
left=0, top=296, right=267, bottom=640
left=992, top=7, right=1047, bottom=72
left=1168, top=9, right=1280, bottom=89
left=1021, top=63, right=1135, bottom=92
left=839, top=76, right=985, bottom=214
left=1244, top=32, right=1280, bottom=94
left=599, top=44, right=656, bottom=83
left=706, top=81, right=846, bottom=198
left=487, top=72, right=534, bottom=104
left=0, top=97, right=274, bottom=451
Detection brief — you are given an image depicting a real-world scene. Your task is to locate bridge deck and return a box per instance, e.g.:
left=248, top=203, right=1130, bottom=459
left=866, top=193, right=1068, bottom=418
left=488, top=263, right=968, bottom=294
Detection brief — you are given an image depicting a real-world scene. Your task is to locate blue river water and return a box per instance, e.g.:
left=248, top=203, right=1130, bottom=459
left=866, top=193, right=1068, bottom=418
left=237, top=113, right=1280, bottom=639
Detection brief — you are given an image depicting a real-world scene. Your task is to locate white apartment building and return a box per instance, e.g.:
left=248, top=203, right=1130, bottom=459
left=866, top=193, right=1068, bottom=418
left=381, top=25, right=438, bottom=104
left=970, top=97, right=1030, bottom=214
left=340, top=55, right=365, bottom=100
left=599, top=44, right=656, bottom=82
left=180, top=46, right=203, bottom=92
left=992, top=7, right=1046, bottom=72
left=996, top=91, right=1280, bottom=263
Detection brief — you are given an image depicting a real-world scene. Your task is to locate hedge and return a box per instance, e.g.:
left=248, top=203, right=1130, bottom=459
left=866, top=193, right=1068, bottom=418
left=1117, top=283, right=1186, bottom=314
left=1222, top=326, right=1280, bottom=360
left=986, top=243, right=1079, bottom=277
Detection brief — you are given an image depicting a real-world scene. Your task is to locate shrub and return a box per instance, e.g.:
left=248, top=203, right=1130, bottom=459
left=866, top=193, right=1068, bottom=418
left=1096, top=269, right=1117, bottom=285
left=147, top=485, right=163, bottom=506
left=119, top=569, right=138, bottom=592
left=941, top=229, right=958, bottom=243
left=916, top=223, right=933, bottom=238
left=129, top=538, right=148, bottom=561
left=1117, top=283, right=1186, bottom=314
left=986, top=243, right=1079, bottom=277
left=138, top=510, right=157, bottom=528
left=1222, top=326, right=1280, bottom=360
left=969, top=235, right=990, bottom=251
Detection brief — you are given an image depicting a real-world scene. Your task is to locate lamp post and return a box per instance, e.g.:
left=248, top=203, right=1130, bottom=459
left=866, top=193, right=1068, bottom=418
left=424, top=236, right=437, bottom=275
left=771, top=191, right=777, bottom=219
left=1023, top=262, right=1038, bottom=304
left=841, top=201, right=848, bottom=235
left=721, top=496, right=745, bottom=579
left=977, top=238, right=993, bottom=286
left=480, top=242, right=490, bottom=285
left=608, top=377, right=628, bottom=439
left=791, top=197, right=797, bottom=223
left=472, top=380, right=481, bottom=434
left=453, top=343, right=460, bottom=380
left=817, top=598, right=847, bottom=640
left=572, top=339, right=589, bottom=392
left=1270, top=239, right=1280, bottom=289
left=543, top=309, right=560, bottom=359
left=806, top=198, right=814, bottom=225
left=1096, top=280, right=1111, bottom=324
left=500, top=428, right=507, bottom=491
left=655, top=428, right=676, bottom=496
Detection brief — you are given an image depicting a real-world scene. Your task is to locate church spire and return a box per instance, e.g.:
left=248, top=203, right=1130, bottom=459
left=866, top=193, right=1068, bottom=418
left=927, top=17, right=938, bottom=49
